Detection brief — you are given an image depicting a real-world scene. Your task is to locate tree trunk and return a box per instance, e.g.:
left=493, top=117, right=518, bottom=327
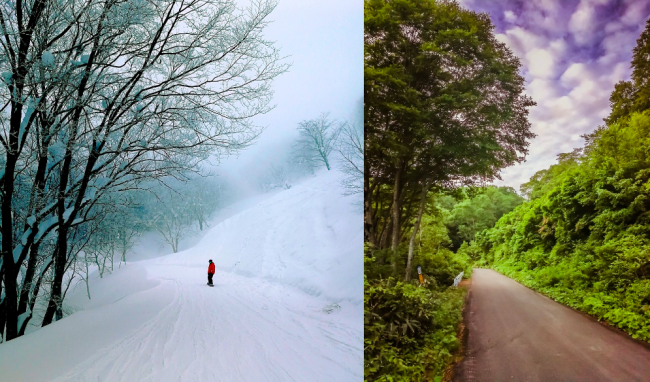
left=18, top=258, right=50, bottom=336
left=17, top=243, right=40, bottom=319
left=405, top=185, right=429, bottom=282
left=85, top=255, right=91, bottom=300
left=43, top=138, right=76, bottom=327
left=390, top=161, right=404, bottom=252
left=42, top=223, right=68, bottom=326
left=364, top=159, right=376, bottom=246
left=379, top=215, right=391, bottom=250
left=0, top=269, right=5, bottom=341
left=2, top=153, right=19, bottom=341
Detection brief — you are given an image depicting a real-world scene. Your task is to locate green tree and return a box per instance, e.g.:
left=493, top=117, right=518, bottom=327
left=445, top=187, right=523, bottom=249
left=605, top=18, right=650, bottom=125
left=364, top=0, right=535, bottom=281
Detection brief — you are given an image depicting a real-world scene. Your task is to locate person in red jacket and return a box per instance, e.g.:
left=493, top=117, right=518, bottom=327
left=207, top=259, right=215, bottom=286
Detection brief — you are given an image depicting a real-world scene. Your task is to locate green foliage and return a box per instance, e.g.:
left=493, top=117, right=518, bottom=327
left=475, top=111, right=650, bottom=342
left=605, top=18, right=650, bottom=125
left=365, top=257, right=465, bottom=381
left=364, top=192, right=474, bottom=381
left=445, top=186, right=523, bottom=250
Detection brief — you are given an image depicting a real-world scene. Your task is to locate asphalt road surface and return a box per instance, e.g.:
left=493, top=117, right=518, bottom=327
left=454, top=268, right=650, bottom=382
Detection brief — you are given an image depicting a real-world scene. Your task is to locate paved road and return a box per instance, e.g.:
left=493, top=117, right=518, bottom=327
left=454, top=268, right=650, bottom=382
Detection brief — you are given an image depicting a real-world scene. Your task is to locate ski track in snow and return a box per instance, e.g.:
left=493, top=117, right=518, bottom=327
left=50, top=267, right=361, bottom=382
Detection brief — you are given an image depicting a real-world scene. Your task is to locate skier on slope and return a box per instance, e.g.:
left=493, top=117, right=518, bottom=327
left=207, top=259, right=215, bottom=286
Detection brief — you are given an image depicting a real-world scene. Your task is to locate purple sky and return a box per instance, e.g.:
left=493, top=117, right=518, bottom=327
left=458, top=0, right=650, bottom=189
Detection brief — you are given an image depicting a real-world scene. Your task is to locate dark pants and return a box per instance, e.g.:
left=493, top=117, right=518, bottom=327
left=208, top=273, right=214, bottom=285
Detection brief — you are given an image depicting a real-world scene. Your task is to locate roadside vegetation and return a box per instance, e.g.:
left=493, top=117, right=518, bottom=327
left=471, top=19, right=650, bottom=343
left=365, top=187, right=523, bottom=381
left=363, top=0, right=534, bottom=379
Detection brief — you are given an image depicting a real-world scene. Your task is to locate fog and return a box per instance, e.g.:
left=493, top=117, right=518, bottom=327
left=215, top=0, right=363, bottom=197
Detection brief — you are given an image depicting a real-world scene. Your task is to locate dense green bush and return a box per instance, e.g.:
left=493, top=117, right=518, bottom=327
left=365, top=258, right=465, bottom=382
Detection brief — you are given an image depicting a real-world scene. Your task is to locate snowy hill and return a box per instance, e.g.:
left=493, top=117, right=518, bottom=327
left=0, top=169, right=363, bottom=381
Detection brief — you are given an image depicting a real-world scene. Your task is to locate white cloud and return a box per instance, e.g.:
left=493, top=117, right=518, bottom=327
left=497, top=27, right=547, bottom=58
left=463, top=0, right=648, bottom=189
left=526, top=48, right=556, bottom=78
left=548, top=38, right=568, bottom=57
left=559, top=63, right=591, bottom=88
left=599, top=30, right=637, bottom=65
left=569, top=0, right=610, bottom=45
left=527, top=78, right=558, bottom=105
left=621, top=0, right=648, bottom=25
left=568, top=78, right=601, bottom=104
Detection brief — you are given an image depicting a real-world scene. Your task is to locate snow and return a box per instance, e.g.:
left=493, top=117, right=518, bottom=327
left=62, top=207, right=74, bottom=222
left=35, top=216, right=57, bottom=242
left=19, top=98, right=40, bottom=142
left=12, top=244, right=23, bottom=263
left=0, top=169, right=362, bottom=381
left=47, top=141, right=66, bottom=159
left=1, top=71, right=12, bottom=84
left=20, top=228, right=31, bottom=246
left=16, top=307, right=31, bottom=332
left=41, top=51, right=55, bottom=67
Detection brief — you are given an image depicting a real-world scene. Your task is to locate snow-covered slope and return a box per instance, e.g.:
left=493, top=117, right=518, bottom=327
left=0, top=169, right=363, bottom=382
left=157, top=169, right=363, bottom=303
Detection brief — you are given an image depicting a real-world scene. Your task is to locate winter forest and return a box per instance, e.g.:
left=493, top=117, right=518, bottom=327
left=0, top=0, right=363, bottom=379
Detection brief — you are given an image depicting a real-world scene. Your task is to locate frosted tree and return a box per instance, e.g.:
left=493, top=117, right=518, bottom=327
left=270, top=164, right=292, bottom=189
left=0, top=0, right=287, bottom=340
left=184, top=177, right=223, bottom=231
left=259, top=162, right=292, bottom=191
left=337, top=120, right=363, bottom=196
left=150, top=196, right=192, bottom=253
left=294, top=113, right=341, bottom=171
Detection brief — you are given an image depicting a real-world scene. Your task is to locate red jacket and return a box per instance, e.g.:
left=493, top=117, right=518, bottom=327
left=208, top=263, right=215, bottom=274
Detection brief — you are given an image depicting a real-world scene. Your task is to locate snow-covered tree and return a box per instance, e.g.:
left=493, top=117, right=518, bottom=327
left=294, top=113, right=341, bottom=171
left=337, top=120, right=363, bottom=196
left=184, top=177, right=223, bottom=231
left=150, top=195, right=193, bottom=254
left=0, top=0, right=286, bottom=340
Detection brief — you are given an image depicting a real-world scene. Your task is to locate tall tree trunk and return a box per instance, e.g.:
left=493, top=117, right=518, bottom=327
left=19, top=257, right=52, bottom=335
left=42, top=223, right=68, bottom=326
left=1, top=0, right=48, bottom=340
left=379, top=215, right=391, bottom=250
left=364, top=159, right=376, bottom=246
left=2, top=152, right=19, bottom=341
left=17, top=243, right=39, bottom=318
left=390, top=161, right=404, bottom=252
left=42, top=131, right=77, bottom=327
left=42, top=30, right=102, bottom=324
left=405, top=185, right=429, bottom=282
left=17, top=147, right=50, bottom=325
left=0, top=265, right=5, bottom=341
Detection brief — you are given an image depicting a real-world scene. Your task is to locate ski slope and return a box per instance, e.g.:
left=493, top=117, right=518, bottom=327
left=0, top=169, right=363, bottom=382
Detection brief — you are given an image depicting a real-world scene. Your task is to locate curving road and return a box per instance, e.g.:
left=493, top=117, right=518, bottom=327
left=454, top=268, right=650, bottom=382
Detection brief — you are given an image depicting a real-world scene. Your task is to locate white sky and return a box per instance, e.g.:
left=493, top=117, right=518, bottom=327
left=216, top=0, right=363, bottom=182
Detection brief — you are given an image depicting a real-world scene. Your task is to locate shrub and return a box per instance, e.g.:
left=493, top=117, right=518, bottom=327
left=364, top=270, right=465, bottom=381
